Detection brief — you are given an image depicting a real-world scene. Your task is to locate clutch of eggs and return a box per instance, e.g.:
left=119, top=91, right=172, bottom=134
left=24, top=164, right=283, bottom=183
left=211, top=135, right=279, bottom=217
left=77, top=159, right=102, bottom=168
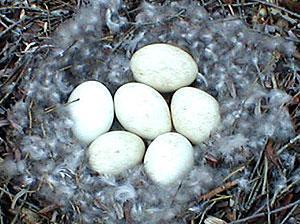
left=66, top=43, right=221, bottom=185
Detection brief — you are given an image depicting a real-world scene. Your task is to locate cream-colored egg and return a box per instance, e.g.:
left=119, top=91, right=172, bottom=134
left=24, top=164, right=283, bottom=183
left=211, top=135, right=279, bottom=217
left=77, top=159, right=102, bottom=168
left=88, top=131, right=145, bottom=175
left=171, top=87, right=221, bottom=144
left=144, top=132, right=194, bottom=186
left=67, top=81, right=114, bottom=144
left=114, top=82, right=172, bottom=140
left=130, top=43, right=198, bottom=92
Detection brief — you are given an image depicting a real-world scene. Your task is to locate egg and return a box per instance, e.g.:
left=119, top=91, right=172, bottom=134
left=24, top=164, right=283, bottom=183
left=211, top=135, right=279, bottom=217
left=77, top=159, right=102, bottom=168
left=171, top=87, right=221, bottom=144
left=114, top=82, right=172, bottom=140
left=130, top=43, right=198, bottom=92
left=144, top=132, right=194, bottom=186
left=67, top=81, right=114, bottom=144
left=87, top=131, right=145, bottom=175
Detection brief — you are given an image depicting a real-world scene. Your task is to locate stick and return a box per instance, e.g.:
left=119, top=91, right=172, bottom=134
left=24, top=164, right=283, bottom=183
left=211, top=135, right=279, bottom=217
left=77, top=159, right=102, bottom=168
left=198, top=180, right=238, bottom=201
left=228, top=200, right=300, bottom=224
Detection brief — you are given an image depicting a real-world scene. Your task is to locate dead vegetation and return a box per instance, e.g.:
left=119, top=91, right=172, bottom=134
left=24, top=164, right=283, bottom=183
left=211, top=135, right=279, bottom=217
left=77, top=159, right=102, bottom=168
left=0, top=0, right=299, bottom=223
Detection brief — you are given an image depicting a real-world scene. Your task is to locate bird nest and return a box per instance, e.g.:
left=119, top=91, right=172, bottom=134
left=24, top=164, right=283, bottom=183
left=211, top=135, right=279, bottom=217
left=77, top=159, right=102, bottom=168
left=0, top=0, right=299, bottom=223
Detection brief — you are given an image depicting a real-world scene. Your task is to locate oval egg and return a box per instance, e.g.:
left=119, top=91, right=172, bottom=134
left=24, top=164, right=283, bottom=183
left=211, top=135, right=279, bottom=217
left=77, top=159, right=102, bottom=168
left=171, top=87, right=221, bottom=144
left=114, top=82, right=172, bottom=140
left=88, top=131, right=145, bottom=175
left=67, top=81, right=114, bottom=144
left=130, top=43, right=198, bottom=92
left=144, top=132, right=194, bottom=186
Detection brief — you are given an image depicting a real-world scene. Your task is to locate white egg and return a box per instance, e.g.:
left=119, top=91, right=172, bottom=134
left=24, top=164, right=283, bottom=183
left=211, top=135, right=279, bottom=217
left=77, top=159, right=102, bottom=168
left=130, top=43, right=198, bottom=92
left=114, top=82, right=172, bottom=140
left=88, top=131, right=145, bottom=175
left=144, top=132, right=194, bottom=186
left=67, top=81, right=114, bottom=144
left=171, top=87, right=221, bottom=144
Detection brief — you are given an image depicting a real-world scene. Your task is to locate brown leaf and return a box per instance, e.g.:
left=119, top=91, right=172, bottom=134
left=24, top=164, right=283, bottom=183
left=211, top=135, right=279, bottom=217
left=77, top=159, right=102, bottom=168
left=265, top=139, right=281, bottom=168
left=276, top=194, right=294, bottom=220
left=279, top=0, right=300, bottom=13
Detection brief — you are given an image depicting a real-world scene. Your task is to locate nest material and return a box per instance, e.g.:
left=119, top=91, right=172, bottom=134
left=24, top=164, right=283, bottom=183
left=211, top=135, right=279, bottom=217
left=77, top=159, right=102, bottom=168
left=0, top=0, right=300, bottom=223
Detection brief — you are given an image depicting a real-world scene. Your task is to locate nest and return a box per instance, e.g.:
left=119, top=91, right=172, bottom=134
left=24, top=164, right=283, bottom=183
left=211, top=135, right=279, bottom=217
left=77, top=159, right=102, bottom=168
left=0, top=0, right=299, bottom=223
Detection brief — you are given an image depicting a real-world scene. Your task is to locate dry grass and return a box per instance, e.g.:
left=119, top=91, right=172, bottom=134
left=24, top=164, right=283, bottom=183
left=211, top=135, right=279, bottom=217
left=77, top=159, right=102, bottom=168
left=0, top=0, right=299, bottom=223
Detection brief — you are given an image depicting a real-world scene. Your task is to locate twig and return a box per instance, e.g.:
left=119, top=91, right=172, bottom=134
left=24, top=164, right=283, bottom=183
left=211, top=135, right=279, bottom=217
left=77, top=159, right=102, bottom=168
left=11, top=188, right=29, bottom=210
left=44, top=98, right=79, bottom=113
left=54, top=40, right=77, bottom=58
left=0, top=14, right=17, bottom=24
left=250, top=148, right=264, bottom=179
left=0, top=17, right=25, bottom=39
left=228, top=200, right=300, bottom=224
left=235, top=0, right=244, bottom=18
left=171, top=182, right=183, bottom=206
left=44, top=3, right=51, bottom=35
left=266, top=185, right=271, bottom=224
left=198, top=201, right=216, bottom=224
left=245, top=177, right=263, bottom=210
left=279, top=203, right=298, bottom=224
left=10, top=191, right=28, bottom=224
left=0, top=6, right=47, bottom=13
left=0, top=187, right=4, bottom=224
left=252, top=0, right=300, bottom=19
left=28, top=100, right=34, bottom=136
left=210, top=195, right=232, bottom=202
left=224, top=2, right=259, bottom=7
left=217, top=0, right=226, bottom=14
left=271, top=178, right=300, bottom=206
left=262, top=156, right=268, bottom=195
left=253, top=202, right=268, bottom=216
left=0, top=187, right=39, bottom=210
left=277, top=135, right=300, bottom=154
left=198, top=180, right=237, bottom=201
left=0, top=120, right=9, bottom=127
left=0, top=207, right=3, bottom=224
left=223, top=166, right=245, bottom=182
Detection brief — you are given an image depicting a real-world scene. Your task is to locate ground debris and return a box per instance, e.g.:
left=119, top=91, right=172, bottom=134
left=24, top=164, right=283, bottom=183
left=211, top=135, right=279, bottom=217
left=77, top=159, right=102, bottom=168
left=0, top=0, right=299, bottom=224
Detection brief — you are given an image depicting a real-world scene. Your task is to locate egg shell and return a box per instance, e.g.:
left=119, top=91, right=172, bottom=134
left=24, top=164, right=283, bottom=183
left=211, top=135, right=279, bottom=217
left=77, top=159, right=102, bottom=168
left=67, top=81, right=114, bottom=144
left=130, top=43, right=198, bottom=92
left=88, top=131, right=145, bottom=175
left=171, top=87, right=221, bottom=144
left=144, top=132, right=194, bottom=186
left=114, top=82, right=172, bottom=140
